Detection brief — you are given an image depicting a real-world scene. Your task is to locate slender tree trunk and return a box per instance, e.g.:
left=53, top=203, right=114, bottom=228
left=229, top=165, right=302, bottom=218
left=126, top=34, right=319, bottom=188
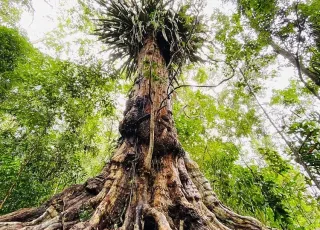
left=242, top=72, right=320, bottom=190
left=0, top=37, right=270, bottom=230
left=270, top=41, right=320, bottom=89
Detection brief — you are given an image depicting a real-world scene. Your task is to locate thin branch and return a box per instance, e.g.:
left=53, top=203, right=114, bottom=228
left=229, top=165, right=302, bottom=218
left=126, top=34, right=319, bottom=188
left=240, top=68, right=320, bottom=190
left=168, top=68, right=235, bottom=98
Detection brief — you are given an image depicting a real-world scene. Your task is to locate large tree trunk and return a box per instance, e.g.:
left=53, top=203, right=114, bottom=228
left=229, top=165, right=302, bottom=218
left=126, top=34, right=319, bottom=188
left=0, top=37, right=270, bottom=230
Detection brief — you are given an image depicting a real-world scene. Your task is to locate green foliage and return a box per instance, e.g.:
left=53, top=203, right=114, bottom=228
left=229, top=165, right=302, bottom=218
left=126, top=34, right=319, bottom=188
left=269, top=77, right=320, bottom=188
left=174, top=86, right=320, bottom=229
left=213, top=10, right=273, bottom=67
left=213, top=0, right=320, bottom=195
left=0, top=0, right=33, bottom=26
left=0, top=26, right=30, bottom=72
left=237, top=0, right=277, bottom=32
left=299, top=0, right=320, bottom=76
left=193, top=67, right=208, bottom=84
left=0, top=27, right=116, bottom=214
left=288, top=119, right=320, bottom=178
left=271, top=81, right=300, bottom=105
left=236, top=0, right=320, bottom=87
left=79, top=205, right=94, bottom=221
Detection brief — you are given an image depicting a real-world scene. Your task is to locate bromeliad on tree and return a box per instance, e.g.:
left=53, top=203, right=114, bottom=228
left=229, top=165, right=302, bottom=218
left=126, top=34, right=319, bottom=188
left=95, top=0, right=205, bottom=78
left=0, top=0, right=271, bottom=229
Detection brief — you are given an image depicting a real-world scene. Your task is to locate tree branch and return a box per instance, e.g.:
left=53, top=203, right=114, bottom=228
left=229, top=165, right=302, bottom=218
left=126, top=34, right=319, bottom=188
left=240, top=69, right=320, bottom=190
left=270, top=40, right=320, bottom=90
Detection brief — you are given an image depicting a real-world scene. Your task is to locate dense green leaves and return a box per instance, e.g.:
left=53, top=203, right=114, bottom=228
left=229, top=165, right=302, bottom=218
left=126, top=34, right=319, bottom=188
left=236, top=0, right=320, bottom=89
left=299, top=0, right=320, bottom=77
left=174, top=86, right=320, bottom=229
left=271, top=81, right=300, bottom=105
left=0, top=27, right=30, bottom=72
left=288, top=119, right=320, bottom=180
left=0, top=26, right=117, bottom=214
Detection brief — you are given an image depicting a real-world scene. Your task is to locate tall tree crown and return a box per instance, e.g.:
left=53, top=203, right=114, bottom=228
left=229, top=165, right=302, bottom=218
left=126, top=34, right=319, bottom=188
left=95, top=0, right=206, bottom=77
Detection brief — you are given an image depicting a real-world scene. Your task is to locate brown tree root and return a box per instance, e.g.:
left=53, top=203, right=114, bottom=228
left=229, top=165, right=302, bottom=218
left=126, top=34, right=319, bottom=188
left=0, top=141, right=273, bottom=230
left=142, top=204, right=172, bottom=230
left=184, top=153, right=270, bottom=229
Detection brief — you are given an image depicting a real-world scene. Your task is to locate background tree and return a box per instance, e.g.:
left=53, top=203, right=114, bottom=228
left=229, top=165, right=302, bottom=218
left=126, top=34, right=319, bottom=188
left=234, top=0, right=320, bottom=190
left=210, top=0, right=320, bottom=194
left=237, top=0, right=320, bottom=90
left=0, top=25, right=116, bottom=214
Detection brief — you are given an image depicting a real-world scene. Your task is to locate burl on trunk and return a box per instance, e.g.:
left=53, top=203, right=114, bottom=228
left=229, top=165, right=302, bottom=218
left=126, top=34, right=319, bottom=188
left=0, top=37, right=270, bottom=230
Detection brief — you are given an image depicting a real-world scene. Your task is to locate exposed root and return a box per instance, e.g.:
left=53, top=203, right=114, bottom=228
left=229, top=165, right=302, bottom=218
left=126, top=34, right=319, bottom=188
left=184, top=153, right=271, bottom=230
left=0, top=146, right=272, bottom=230
left=87, top=167, right=129, bottom=229
left=142, top=204, right=172, bottom=230
left=0, top=207, right=46, bottom=222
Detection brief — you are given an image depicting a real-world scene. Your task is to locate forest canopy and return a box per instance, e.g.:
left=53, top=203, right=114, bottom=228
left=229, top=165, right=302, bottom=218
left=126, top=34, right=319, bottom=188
left=0, top=0, right=320, bottom=229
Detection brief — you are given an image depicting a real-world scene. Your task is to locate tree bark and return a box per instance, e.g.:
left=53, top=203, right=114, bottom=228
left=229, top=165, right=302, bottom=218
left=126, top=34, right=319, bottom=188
left=0, top=37, right=271, bottom=230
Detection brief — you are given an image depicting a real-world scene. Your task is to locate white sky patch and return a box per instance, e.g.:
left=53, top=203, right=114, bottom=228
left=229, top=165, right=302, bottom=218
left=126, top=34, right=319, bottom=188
left=20, top=0, right=60, bottom=41
left=204, top=0, right=236, bottom=15
left=20, top=0, right=235, bottom=42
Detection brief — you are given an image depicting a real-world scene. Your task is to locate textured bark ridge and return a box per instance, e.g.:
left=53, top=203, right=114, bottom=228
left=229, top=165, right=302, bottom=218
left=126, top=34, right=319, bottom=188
left=0, top=38, right=271, bottom=230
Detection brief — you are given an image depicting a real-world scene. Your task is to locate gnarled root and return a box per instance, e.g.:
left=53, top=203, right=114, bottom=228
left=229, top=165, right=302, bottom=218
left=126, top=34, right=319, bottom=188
left=184, top=153, right=271, bottom=230
left=0, top=143, right=271, bottom=230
